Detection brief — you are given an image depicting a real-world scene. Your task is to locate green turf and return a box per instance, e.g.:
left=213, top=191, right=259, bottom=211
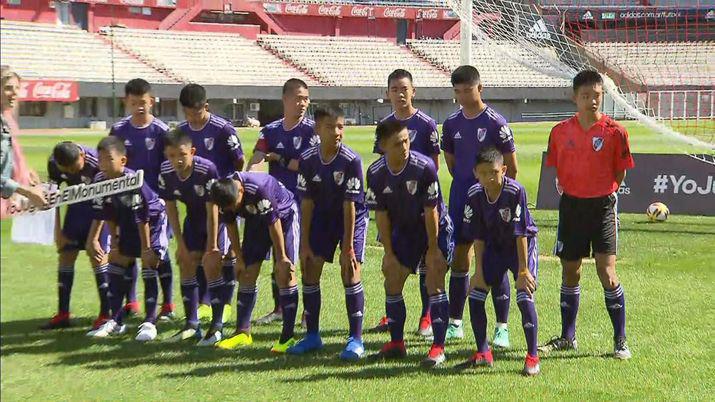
left=2, top=122, right=714, bottom=401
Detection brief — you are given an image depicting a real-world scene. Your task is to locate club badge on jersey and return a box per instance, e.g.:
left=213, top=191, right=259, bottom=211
left=593, top=136, right=604, bottom=152
left=477, top=128, right=487, bottom=143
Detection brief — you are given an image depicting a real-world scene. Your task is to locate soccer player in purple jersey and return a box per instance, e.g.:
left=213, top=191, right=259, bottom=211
left=210, top=172, right=300, bottom=353
left=86, top=137, right=170, bottom=341
left=158, top=129, right=232, bottom=345
left=459, top=147, right=540, bottom=376
left=441, top=66, right=519, bottom=346
left=178, top=83, right=245, bottom=322
left=109, top=78, right=172, bottom=319
left=40, top=142, right=111, bottom=331
left=366, top=120, right=454, bottom=368
left=372, top=69, right=441, bottom=337
left=246, top=78, right=318, bottom=326
left=285, top=107, right=368, bottom=360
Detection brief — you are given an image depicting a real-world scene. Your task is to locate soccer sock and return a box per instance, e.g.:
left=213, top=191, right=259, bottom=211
left=57, top=265, right=75, bottom=314
left=419, top=269, right=430, bottom=318
left=345, top=282, right=364, bottom=340
left=236, top=284, right=258, bottom=333
left=142, top=268, right=159, bottom=324
left=126, top=261, right=138, bottom=304
left=157, top=259, right=173, bottom=306
left=278, top=285, right=299, bottom=343
left=516, top=291, right=538, bottom=357
left=560, top=285, right=580, bottom=340
left=271, top=273, right=280, bottom=312
left=385, top=294, right=406, bottom=343
left=448, top=271, right=470, bottom=321
left=94, top=263, right=110, bottom=316
left=108, top=264, right=128, bottom=324
left=196, top=265, right=211, bottom=306
left=302, top=283, right=321, bottom=335
left=429, top=292, right=449, bottom=347
left=208, top=278, right=226, bottom=330
left=468, top=288, right=489, bottom=353
left=222, top=262, right=236, bottom=304
left=180, top=276, right=199, bottom=329
left=492, top=274, right=511, bottom=324
left=604, top=284, right=626, bottom=339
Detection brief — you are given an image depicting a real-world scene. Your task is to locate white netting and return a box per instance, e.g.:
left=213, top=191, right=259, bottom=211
left=446, top=0, right=715, bottom=149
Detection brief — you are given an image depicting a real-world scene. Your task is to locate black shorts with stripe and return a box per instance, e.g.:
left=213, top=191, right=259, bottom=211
left=555, top=193, right=618, bottom=260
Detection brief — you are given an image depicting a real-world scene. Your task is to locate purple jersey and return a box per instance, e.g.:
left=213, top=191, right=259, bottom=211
left=48, top=145, right=100, bottom=187
left=219, top=171, right=295, bottom=226
left=92, top=168, right=165, bottom=226
left=462, top=177, right=538, bottom=255
left=178, top=113, right=244, bottom=177
left=254, top=117, right=318, bottom=194
left=296, top=144, right=367, bottom=222
left=373, top=110, right=440, bottom=157
left=441, top=106, right=516, bottom=186
left=158, top=156, right=219, bottom=229
left=109, top=116, right=169, bottom=191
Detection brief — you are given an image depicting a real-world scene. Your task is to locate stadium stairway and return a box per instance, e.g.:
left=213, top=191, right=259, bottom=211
left=95, top=33, right=187, bottom=83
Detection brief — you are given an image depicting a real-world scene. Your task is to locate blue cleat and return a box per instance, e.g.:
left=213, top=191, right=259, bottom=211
left=287, top=332, right=323, bottom=355
left=339, top=337, right=365, bottom=361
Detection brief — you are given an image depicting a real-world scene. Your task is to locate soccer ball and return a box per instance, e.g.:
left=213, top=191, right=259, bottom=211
left=646, top=202, right=670, bottom=222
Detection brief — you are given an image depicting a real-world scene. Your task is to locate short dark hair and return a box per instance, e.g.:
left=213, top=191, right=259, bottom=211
left=97, top=136, right=126, bottom=156
left=573, top=69, right=603, bottom=92
left=282, top=78, right=308, bottom=95
left=375, top=119, right=406, bottom=144
left=124, top=78, right=151, bottom=97
left=475, top=147, right=504, bottom=167
left=53, top=141, right=81, bottom=167
left=179, top=83, right=207, bottom=108
left=451, top=65, right=480, bottom=86
left=313, top=106, right=344, bottom=123
left=164, top=128, right=193, bottom=148
left=210, top=178, right=238, bottom=209
left=387, top=69, right=413, bottom=88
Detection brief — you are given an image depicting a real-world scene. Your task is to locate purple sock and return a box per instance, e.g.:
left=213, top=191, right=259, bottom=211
left=516, top=291, right=538, bottom=356
left=57, top=266, right=74, bottom=314
left=180, top=276, right=199, bottom=328
left=208, top=278, right=226, bottom=330
left=157, top=259, right=173, bottom=305
left=492, top=273, right=511, bottom=324
left=560, top=285, right=580, bottom=340
left=419, top=270, right=430, bottom=318
left=278, top=285, right=299, bottom=343
left=94, top=264, right=110, bottom=316
left=429, top=292, right=449, bottom=347
left=604, top=284, right=626, bottom=339
left=302, top=283, right=321, bottom=335
left=126, top=262, right=138, bottom=304
left=468, top=288, right=489, bottom=353
left=142, top=269, right=159, bottom=323
left=236, top=284, right=257, bottom=333
left=385, top=294, right=406, bottom=342
left=108, top=264, right=128, bottom=324
left=271, top=273, right=280, bottom=311
left=345, top=282, right=364, bottom=340
left=196, top=265, right=211, bottom=305
left=449, top=271, right=469, bottom=320
left=222, top=263, right=236, bottom=303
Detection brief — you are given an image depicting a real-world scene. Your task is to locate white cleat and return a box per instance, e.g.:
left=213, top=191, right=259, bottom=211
left=86, top=320, right=126, bottom=338
left=135, top=322, right=158, bottom=342
left=255, top=310, right=282, bottom=326
left=614, top=336, right=632, bottom=360
left=197, top=330, right=222, bottom=347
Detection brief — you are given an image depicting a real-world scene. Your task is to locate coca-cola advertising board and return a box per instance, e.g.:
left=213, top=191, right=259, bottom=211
left=18, top=80, right=79, bottom=102
left=262, top=2, right=458, bottom=20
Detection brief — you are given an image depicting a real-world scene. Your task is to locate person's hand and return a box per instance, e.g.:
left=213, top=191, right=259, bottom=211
left=516, top=269, right=537, bottom=297
left=28, top=170, right=41, bottom=186
left=86, top=239, right=106, bottom=265
left=274, top=256, right=293, bottom=278
left=17, top=185, right=47, bottom=208
left=265, top=152, right=281, bottom=163
left=141, top=248, right=160, bottom=269
left=426, top=247, right=448, bottom=277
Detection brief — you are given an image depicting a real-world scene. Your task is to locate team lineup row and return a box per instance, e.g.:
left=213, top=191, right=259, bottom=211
left=37, top=66, right=634, bottom=376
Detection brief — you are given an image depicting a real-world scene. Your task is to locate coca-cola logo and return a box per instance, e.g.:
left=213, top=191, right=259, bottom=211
left=417, top=9, right=439, bottom=20
left=284, top=3, right=309, bottom=15
left=318, top=5, right=342, bottom=17
left=19, top=81, right=77, bottom=101
left=383, top=7, right=406, bottom=19
left=351, top=5, right=373, bottom=17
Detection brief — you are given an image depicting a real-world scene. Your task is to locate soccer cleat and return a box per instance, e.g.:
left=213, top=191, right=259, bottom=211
left=254, top=309, right=282, bottom=325
left=221, top=304, right=232, bottom=325
left=375, top=340, right=407, bottom=359
left=167, top=326, right=202, bottom=343
left=370, top=316, right=390, bottom=333
left=492, top=326, right=510, bottom=349
left=417, top=316, right=433, bottom=337
left=135, top=322, right=157, bottom=342
left=522, top=354, right=540, bottom=376
left=86, top=319, right=127, bottom=338
left=124, top=301, right=140, bottom=317
left=91, top=314, right=111, bottom=330
left=538, top=336, right=578, bottom=354
left=197, top=304, right=212, bottom=321
left=339, top=337, right=365, bottom=361
left=421, top=345, right=446, bottom=368
left=271, top=338, right=296, bottom=354
left=614, top=336, right=632, bottom=360
left=445, top=322, right=464, bottom=340
left=287, top=333, right=323, bottom=355
left=466, top=350, right=494, bottom=368
left=197, top=329, right=223, bottom=347
left=158, top=303, right=176, bottom=322
left=216, top=332, right=252, bottom=350
left=40, top=312, right=71, bottom=330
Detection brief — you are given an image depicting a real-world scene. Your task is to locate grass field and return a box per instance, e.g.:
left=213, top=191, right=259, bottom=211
left=1, top=122, right=714, bottom=401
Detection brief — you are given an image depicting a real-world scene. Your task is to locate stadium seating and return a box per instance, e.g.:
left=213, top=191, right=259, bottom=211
left=258, top=35, right=450, bottom=87
left=407, top=39, right=571, bottom=87
left=0, top=20, right=175, bottom=84
left=263, top=0, right=449, bottom=6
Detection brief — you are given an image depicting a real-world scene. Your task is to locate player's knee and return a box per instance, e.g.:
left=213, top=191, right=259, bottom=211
left=597, top=270, right=619, bottom=290
left=58, top=250, right=79, bottom=266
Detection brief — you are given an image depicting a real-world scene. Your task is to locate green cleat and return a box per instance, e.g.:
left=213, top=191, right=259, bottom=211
left=222, top=304, right=232, bottom=325
left=197, top=304, right=212, bottom=322
left=271, top=338, right=296, bottom=354
left=492, top=326, right=510, bottom=349
left=446, top=321, right=464, bottom=340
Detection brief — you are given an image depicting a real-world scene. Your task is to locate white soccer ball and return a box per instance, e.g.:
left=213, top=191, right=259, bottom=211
left=646, top=202, right=670, bottom=222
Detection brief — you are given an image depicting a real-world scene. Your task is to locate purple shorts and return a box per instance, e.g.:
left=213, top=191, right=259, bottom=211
left=242, top=202, right=299, bottom=266
left=61, top=202, right=110, bottom=252
left=309, top=211, right=368, bottom=264
left=481, top=237, right=539, bottom=287
left=391, top=213, right=455, bottom=273
left=182, top=217, right=230, bottom=256
left=118, top=211, right=170, bottom=261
